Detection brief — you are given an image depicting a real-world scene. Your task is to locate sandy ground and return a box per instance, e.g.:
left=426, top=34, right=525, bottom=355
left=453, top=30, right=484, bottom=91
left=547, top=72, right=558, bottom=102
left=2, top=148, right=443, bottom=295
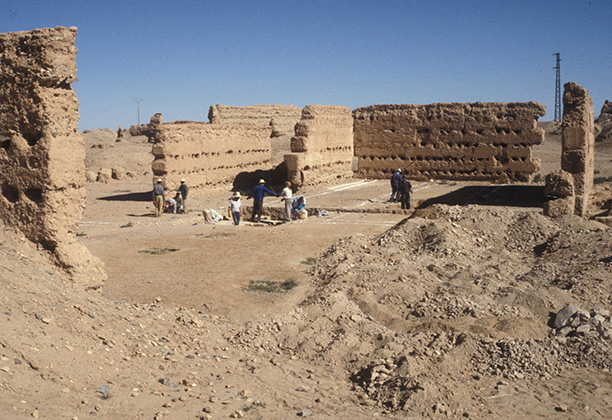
left=2, top=124, right=612, bottom=419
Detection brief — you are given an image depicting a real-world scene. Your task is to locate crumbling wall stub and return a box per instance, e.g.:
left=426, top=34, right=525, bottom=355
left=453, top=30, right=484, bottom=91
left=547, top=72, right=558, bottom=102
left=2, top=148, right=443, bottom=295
left=151, top=118, right=272, bottom=192
left=284, top=105, right=354, bottom=187
left=208, top=104, right=302, bottom=165
left=561, top=82, right=595, bottom=216
left=352, top=102, right=545, bottom=182
left=0, top=27, right=105, bottom=286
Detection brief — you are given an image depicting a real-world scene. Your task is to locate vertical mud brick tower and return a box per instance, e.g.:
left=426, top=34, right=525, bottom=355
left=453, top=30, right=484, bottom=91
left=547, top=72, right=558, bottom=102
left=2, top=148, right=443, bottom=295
left=0, top=27, right=105, bottom=286
left=208, top=104, right=302, bottom=165
left=284, top=105, right=354, bottom=186
left=151, top=115, right=274, bottom=192
left=352, top=102, right=546, bottom=182
left=561, top=82, right=594, bottom=216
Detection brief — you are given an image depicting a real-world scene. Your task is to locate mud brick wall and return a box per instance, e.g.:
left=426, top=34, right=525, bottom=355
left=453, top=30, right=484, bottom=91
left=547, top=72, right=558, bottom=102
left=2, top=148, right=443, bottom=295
left=151, top=119, right=272, bottom=193
left=0, top=27, right=105, bottom=286
left=284, top=105, right=354, bottom=186
left=561, top=82, right=594, bottom=216
left=209, top=104, right=302, bottom=165
left=353, top=102, right=546, bottom=182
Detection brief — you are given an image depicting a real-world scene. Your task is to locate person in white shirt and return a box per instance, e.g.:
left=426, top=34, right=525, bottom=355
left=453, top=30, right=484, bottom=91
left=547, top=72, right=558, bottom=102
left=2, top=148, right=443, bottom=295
left=228, top=191, right=242, bottom=225
left=278, top=181, right=293, bottom=222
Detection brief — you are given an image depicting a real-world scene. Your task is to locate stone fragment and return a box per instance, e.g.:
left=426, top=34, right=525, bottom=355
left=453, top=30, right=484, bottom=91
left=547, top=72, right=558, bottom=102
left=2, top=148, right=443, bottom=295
left=97, top=168, right=112, bottom=183
left=543, top=196, right=575, bottom=218
left=553, top=305, right=580, bottom=329
left=544, top=170, right=574, bottom=197
left=85, top=171, right=98, bottom=183
left=111, top=167, right=126, bottom=180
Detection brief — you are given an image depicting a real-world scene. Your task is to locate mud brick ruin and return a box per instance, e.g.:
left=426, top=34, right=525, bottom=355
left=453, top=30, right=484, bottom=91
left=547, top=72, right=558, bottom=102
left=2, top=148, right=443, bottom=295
left=285, top=105, right=354, bottom=187
left=561, top=82, right=594, bottom=216
left=149, top=105, right=303, bottom=192
left=151, top=116, right=273, bottom=192
left=208, top=104, right=302, bottom=165
left=0, top=27, right=105, bottom=285
left=352, top=102, right=546, bottom=182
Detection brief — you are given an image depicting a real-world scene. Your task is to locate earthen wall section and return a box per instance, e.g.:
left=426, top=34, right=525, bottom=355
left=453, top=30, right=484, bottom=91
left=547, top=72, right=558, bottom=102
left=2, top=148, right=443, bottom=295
left=561, top=82, right=594, bottom=216
left=0, top=27, right=104, bottom=286
left=284, top=105, right=354, bottom=186
left=353, top=102, right=546, bottom=182
left=209, top=104, right=302, bottom=165
left=151, top=120, right=272, bottom=192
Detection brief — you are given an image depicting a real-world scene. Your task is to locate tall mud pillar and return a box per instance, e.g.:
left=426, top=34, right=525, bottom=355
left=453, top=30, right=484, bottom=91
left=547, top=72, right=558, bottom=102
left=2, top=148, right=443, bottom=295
left=0, top=27, right=105, bottom=286
left=561, top=82, right=594, bottom=216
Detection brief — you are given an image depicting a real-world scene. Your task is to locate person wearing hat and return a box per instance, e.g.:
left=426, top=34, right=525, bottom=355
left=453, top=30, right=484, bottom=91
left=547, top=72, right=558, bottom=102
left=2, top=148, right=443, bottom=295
left=247, top=179, right=276, bottom=223
left=390, top=169, right=403, bottom=203
left=278, top=181, right=293, bottom=222
left=228, top=191, right=242, bottom=225
left=178, top=179, right=189, bottom=212
left=152, top=179, right=165, bottom=217
left=173, top=190, right=184, bottom=213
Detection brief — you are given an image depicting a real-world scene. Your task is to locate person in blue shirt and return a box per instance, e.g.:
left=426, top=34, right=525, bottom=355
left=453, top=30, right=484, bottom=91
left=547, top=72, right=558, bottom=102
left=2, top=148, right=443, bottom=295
left=247, top=179, right=276, bottom=222
left=390, top=169, right=403, bottom=203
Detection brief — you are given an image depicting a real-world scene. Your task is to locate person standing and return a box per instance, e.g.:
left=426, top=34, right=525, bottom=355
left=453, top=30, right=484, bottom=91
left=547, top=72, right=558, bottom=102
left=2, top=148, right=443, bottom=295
left=399, top=177, right=413, bottom=210
left=152, top=179, right=165, bottom=217
left=228, top=192, right=242, bottom=225
left=247, top=179, right=276, bottom=222
left=390, top=169, right=403, bottom=202
left=278, top=181, right=293, bottom=222
left=178, top=179, right=189, bottom=212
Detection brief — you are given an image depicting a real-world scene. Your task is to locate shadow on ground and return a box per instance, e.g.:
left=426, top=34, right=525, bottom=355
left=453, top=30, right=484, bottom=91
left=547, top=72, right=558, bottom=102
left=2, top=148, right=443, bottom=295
left=98, top=191, right=152, bottom=202
left=418, top=185, right=545, bottom=208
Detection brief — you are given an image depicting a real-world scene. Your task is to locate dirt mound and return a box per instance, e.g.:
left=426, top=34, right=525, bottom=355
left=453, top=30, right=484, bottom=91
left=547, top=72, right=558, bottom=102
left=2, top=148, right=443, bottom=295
left=233, top=205, right=612, bottom=418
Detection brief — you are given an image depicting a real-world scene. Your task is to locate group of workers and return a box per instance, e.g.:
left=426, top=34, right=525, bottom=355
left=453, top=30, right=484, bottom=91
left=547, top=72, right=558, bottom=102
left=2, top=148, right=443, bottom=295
left=390, top=169, right=412, bottom=209
left=152, top=178, right=188, bottom=217
left=152, top=170, right=412, bottom=221
left=228, top=179, right=300, bottom=225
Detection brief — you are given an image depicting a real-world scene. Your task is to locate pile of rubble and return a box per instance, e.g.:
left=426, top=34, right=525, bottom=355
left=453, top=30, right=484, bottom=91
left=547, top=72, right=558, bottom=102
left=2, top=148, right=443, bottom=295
left=553, top=305, right=611, bottom=339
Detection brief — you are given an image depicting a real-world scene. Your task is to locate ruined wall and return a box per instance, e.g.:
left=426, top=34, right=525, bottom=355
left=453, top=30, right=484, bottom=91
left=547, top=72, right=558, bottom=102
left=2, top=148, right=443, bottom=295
left=284, top=105, right=354, bottom=186
left=561, top=82, right=594, bottom=216
left=0, top=27, right=105, bottom=286
left=209, top=104, right=302, bottom=165
left=151, top=116, right=272, bottom=192
left=353, top=102, right=546, bottom=182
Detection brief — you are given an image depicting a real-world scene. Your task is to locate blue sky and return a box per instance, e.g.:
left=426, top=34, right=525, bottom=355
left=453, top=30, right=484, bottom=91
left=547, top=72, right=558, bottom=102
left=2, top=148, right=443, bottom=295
left=3, top=0, right=611, bottom=129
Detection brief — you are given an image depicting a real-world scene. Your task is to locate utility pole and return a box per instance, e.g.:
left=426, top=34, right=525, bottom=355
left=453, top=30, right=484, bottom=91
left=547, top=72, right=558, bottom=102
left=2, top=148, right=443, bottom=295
left=553, top=53, right=561, bottom=121
left=135, top=98, right=143, bottom=125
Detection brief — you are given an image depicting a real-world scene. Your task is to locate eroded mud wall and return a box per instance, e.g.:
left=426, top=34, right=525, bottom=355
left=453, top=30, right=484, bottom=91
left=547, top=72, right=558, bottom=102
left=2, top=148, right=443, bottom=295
left=284, top=105, right=354, bottom=186
left=209, top=104, right=302, bottom=165
left=0, top=27, right=105, bottom=286
left=151, top=119, right=272, bottom=192
left=561, top=82, right=594, bottom=216
left=353, top=102, right=546, bottom=182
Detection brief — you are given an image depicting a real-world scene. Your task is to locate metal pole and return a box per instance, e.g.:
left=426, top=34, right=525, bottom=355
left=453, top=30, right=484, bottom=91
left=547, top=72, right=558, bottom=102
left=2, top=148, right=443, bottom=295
left=553, top=53, right=561, bottom=122
left=135, top=98, right=143, bottom=125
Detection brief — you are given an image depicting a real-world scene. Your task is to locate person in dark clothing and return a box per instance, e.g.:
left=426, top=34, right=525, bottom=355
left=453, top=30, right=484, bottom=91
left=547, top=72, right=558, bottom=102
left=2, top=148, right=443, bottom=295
left=178, top=179, right=189, bottom=212
left=247, top=179, right=276, bottom=222
left=390, top=169, right=403, bottom=202
left=399, top=178, right=413, bottom=210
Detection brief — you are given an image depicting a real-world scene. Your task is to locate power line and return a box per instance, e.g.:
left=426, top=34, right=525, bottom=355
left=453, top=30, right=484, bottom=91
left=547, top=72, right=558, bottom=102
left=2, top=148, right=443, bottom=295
left=553, top=53, right=561, bottom=121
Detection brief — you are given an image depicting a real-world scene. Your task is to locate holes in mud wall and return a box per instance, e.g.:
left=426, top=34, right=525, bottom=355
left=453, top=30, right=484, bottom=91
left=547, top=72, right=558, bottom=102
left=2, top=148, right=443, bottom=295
left=24, top=188, right=43, bottom=204
left=22, top=129, right=43, bottom=147
left=39, top=239, right=57, bottom=253
left=2, top=183, right=19, bottom=203
left=1, top=138, right=10, bottom=151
